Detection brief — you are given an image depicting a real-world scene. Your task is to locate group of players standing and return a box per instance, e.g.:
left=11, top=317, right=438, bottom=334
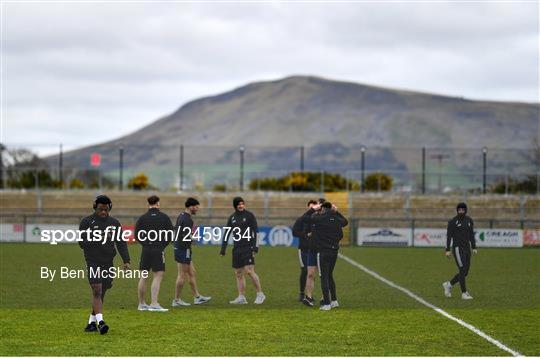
left=78, top=194, right=475, bottom=335
left=79, top=194, right=270, bottom=334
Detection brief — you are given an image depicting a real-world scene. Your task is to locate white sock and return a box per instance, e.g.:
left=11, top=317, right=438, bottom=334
left=88, top=314, right=96, bottom=324
left=96, top=313, right=103, bottom=322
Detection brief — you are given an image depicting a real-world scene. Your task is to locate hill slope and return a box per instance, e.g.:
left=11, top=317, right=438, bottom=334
left=52, top=76, right=539, bottom=188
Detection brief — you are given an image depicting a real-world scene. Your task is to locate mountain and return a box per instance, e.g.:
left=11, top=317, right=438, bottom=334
left=51, top=76, right=539, bottom=189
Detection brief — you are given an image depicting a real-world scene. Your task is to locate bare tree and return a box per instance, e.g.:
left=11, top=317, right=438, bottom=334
left=3, top=148, right=47, bottom=168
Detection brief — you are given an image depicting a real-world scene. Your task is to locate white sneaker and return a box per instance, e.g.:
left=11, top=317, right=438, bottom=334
left=138, top=303, right=149, bottom=311
left=462, top=292, right=473, bottom=300
left=320, top=304, right=332, bottom=311
left=148, top=304, right=169, bottom=312
left=254, top=292, right=266, bottom=305
left=330, top=300, right=339, bottom=308
left=229, top=295, right=248, bottom=305
left=443, top=281, right=452, bottom=297
left=194, top=295, right=212, bottom=305
left=172, top=298, right=191, bottom=307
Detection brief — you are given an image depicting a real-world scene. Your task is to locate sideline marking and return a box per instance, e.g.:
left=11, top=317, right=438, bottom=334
left=338, top=253, right=523, bottom=357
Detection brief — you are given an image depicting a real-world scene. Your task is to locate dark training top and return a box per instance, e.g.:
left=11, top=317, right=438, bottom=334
left=134, top=207, right=173, bottom=250
left=78, top=213, right=130, bottom=264
left=174, top=211, right=195, bottom=250
left=302, top=208, right=348, bottom=251
left=292, top=213, right=315, bottom=251
left=220, top=209, right=259, bottom=254
left=446, top=214, right=476, bottom=251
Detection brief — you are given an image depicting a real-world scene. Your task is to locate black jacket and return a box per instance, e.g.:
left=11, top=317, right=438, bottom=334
left=78, top=213, right=130, bottom=264
left=303, top=208, right=348, bottom=251
left=220, top=209, right=258, bottom=254
left=292, top=213, right=313, bottom=251
left=174, top=212, right=195, bottom=250
left=134, top=208, right=173, bottom=250
left=446, top=214, right=476, bottom=251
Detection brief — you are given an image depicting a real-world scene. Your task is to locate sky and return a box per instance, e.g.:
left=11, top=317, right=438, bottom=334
left=1, top=1, right=539, bottom=155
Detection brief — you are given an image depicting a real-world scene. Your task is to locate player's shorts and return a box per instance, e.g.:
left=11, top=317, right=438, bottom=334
left=298, top=248, right=317, bottom=267
left=140, top=248, right=165, bottom=272
left=174, top=246, right=192, bottom=265
left=232, top=246, right=255, bottom=269
left=86, top=261, right=114, bottom=289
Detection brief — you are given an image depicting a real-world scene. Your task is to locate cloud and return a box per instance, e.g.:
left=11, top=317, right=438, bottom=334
left=2, top=1, right=538, bottom=153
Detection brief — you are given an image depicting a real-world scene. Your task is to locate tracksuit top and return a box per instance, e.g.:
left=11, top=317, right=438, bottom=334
left=175, top=212, right=195, bottom=250
left=135, top=208, right=173, bottom=250
left=221, top=209, right=259, bottom=254
left=303, top=208, right=348, bottom=251
left=446, top=215, right=476, bottom=251
left=78, top=213, right=130, bottom=265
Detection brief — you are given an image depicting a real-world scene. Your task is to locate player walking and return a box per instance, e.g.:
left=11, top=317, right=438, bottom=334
left=172, top=197, right=212, bottom=307
left=79, top=195, right=130, bottom=334
left=135, top=195, right=173, bottom=312
left=220, top=197, right=265, bottom=305
left=443, top=202, right=477, bottom=300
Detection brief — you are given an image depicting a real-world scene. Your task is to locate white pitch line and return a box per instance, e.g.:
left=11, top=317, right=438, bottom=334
left=338, top=253, right=523, bottom=357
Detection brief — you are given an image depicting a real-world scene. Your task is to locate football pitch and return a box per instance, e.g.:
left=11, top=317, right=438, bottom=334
left=0, top=243, right=538, bottom=356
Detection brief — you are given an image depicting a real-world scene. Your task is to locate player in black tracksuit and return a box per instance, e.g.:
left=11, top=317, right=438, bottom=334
left=292, top=199, right=318, bottom=305
left=135, top=195, right=173, bottom=311
left=79, top=195, right=130, bottom=334
left=443, top=202, right=477, bottom=300
left=303, top=201, right=348, bottom=310
left=220, top=197, right=265, bottom=305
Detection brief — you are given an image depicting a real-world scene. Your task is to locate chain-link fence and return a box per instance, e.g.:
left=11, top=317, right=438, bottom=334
left=1, top=144, right=538, bottom=194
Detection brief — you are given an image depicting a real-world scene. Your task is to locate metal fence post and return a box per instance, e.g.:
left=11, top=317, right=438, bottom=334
left=0, top=144, right=4, bottom=190
left=239, top=145, right=245, bottom=192
left=411, top=219, right=415, bottom=247
left=58, top=143, right=63, bottom=187
left=179, top=144, right=184, bottom=191
left=352, top=218, right=359, bottom=247
left=119, top=145, right=124, bottom=191
left=361, top=146, right=366, bottom=193
left=350, top=218, right=356, bottom=247
left=421, top=147, right=426, bottom=194
left=264, top=191, right=269, bottom=226
left=482, top=147, right=487, bottom=194
left=300, top=146, right=304, bottom=173
left=23, top=215, right=27, bottom=243
left=207, top=193, right=213, bottom=221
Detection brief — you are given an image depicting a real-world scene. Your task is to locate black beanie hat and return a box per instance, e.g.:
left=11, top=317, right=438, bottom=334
left=233, top=196, right=244, bottom=208
left=321, top=201, right=332, bottom=209
left=456, top=202, right=467, bottom=213
left=185, top=197, right=200, bottom=208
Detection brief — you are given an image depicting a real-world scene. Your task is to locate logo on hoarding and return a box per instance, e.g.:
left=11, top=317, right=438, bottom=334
left=367, top=229, right=403, bottom=238
left=416, top=233, right=431, bottom=244
left=268, top=226, right=293, bottom=247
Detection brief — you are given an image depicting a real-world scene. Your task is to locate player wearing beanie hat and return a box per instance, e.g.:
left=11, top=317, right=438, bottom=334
left=443, top=202, right=477, bottom=300
left=221, top=197, right=265, bottom=305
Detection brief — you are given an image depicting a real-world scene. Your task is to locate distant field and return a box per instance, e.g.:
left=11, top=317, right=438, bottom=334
left=0, top=244, right=538, bottom=356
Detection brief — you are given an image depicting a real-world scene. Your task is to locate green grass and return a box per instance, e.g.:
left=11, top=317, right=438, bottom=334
left=1, top=244, right=538, bottom=356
